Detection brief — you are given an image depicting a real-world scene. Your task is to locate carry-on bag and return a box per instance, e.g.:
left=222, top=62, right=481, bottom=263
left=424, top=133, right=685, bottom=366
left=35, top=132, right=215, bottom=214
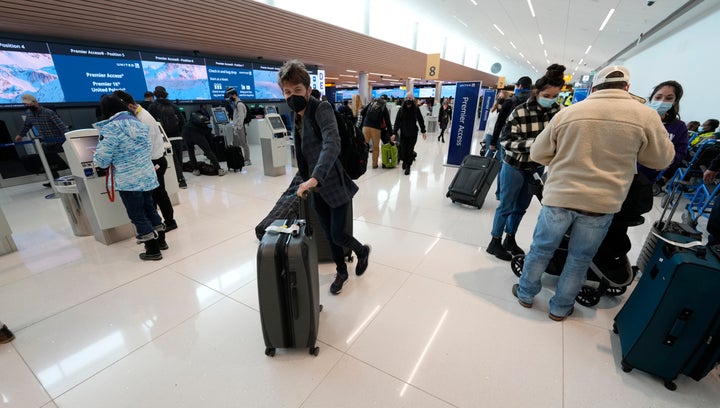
left=212, top=136, right=227, bottom=162
left=381, top=142, right=398, bottom=169
left=226, top=145, right=244, bottom=172
left=257, top=218, right=320, bottom=357
left=446, top=154, right=500, bottom=209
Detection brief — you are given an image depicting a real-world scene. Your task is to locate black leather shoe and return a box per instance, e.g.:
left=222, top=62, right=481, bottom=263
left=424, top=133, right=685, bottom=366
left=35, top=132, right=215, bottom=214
left=0, top=325, right=15, bottom=344
left=487, top=237, right=512, bottom=261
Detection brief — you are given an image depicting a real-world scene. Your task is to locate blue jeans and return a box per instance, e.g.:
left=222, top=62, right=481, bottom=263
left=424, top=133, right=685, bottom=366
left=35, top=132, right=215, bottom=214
left=491, top=163, right=542, bottom=237
left=517, top=206, right=613, bottom=317
left=119, top=190, right=163, bottom=240
left=311, top=193, right=364, bottom=278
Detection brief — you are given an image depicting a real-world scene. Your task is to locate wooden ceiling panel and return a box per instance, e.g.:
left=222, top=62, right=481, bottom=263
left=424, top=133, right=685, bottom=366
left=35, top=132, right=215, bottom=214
left=0, top=0, right=497, bottom=87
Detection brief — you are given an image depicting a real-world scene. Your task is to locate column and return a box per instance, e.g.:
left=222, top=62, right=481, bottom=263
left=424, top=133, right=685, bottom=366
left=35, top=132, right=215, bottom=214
left=358, top=72, right=370, bottom=104
left=435, top=81, right=443, bottom=105
left=406, top=78, right=415, bottom=98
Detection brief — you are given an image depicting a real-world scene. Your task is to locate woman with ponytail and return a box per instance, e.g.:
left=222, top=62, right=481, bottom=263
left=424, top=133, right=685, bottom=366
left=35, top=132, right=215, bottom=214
left=486, top=64, right=565, bottom=261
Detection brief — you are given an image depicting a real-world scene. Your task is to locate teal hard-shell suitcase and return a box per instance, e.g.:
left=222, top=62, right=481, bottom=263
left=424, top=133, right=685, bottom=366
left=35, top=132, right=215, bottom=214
left=613, top=232, right=720, bottom=390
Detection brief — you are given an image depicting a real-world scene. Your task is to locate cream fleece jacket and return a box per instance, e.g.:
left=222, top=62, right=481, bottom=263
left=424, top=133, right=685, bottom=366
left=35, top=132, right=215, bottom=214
left=530, top=89, right=674, bottom=214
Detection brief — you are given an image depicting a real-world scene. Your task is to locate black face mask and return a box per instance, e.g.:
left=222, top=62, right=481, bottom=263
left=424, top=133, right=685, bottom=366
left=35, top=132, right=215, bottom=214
left=404, top=100, right=414, bottom=107
left=27, top=105, right=38, bottom=111
left=287, top=94, right=308, bottom=112
left=496, top=98, right=505, bottom=104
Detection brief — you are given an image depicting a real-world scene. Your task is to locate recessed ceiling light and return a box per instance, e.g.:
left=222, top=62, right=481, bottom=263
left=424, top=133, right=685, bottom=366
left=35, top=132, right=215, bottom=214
left=493, top=24, right=505, bottom=36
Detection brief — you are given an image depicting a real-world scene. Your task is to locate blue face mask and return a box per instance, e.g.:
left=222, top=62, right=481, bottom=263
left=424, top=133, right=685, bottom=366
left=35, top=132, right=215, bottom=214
left=647, top=100, right=673, bottom=115
left=537, top=97, right=555, bottom=108
left=698, top=126, right=705, bottom=133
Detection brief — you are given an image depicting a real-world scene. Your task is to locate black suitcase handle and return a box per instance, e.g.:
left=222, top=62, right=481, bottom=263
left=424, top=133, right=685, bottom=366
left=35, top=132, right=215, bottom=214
left=664, top=308, right=693, bottom=346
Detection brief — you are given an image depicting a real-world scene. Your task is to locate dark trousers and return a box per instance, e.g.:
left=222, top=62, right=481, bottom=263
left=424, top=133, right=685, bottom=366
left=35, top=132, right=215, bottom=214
left=708, top=195, right=720, bottom=246
left=119, top=190, right=163, bottom=239
left=399, top=135, right=418, bottom=169
left=311, top=193, right=363, bottom=278
left=151, top=156, right=174, bottom=224
left=169, top=138, right=185, bottom=182
left=185, top=133, right=221, bottom=170
left=44, top=142, right=68, bottom=179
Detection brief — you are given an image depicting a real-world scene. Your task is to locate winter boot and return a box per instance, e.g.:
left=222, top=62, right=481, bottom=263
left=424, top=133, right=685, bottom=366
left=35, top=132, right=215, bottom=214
left=157, top=230, right=169, bottom=250
left=502, top=234, right=525, bottom=256
left=140, top=238, right=163, bottom=261
left=487, top=237, right=512, bottom=261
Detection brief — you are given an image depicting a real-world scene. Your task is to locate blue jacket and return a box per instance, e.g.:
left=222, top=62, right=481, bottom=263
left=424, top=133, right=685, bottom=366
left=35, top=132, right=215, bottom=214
left=299, top=97, right=358, bottom=208
left=93, top=111, right=159, bottom=192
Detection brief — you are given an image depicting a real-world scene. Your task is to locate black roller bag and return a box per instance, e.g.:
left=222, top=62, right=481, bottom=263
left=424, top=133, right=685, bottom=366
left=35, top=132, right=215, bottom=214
left=446, top=154, right=500, bottom=209
left=257, top=218, right=320, bottom=356
left=613, top=184, right=720, bottom=390
left=226, top=145, right=244, bottom=172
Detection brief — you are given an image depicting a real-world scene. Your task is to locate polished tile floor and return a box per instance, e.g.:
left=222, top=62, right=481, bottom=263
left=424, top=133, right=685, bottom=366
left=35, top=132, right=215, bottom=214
left=1, top=130, right=719, bottom=407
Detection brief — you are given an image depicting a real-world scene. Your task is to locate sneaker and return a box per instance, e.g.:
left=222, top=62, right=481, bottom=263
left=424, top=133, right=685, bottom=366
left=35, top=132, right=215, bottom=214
left=330, top=274, right=348, bottom=295
left=404, top=167, right=410, bottom=175
left=218, top=168, right=226, bottom=176
left=355, top=245, right=371, bottom=276
left=512, top=284, right=532, bottom=308
left=0, top=325, right=15, bottom=344
left=548, top=308, right=574, bottom=322
left=487, top=237, right=512, bottom=261
left=164, top=220, right=178, bottom=232
left=178, top=180, right=187, bottom=189
left=139, top=252, right=163, bottom=261
left=192, top=169, right=201, bottom=176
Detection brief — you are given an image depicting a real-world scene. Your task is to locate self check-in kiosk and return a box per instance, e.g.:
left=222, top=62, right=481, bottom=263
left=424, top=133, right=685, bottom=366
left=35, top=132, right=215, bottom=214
left=210, top=107, right=234, bottom=144
left=62, top=129, right=135, bottom=244
left=259, top=113, right=289, bottom=177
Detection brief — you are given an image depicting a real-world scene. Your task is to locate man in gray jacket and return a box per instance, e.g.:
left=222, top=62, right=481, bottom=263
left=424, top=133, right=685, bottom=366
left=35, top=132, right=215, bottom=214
left=226, top=88, right=251, bottom=166
left=278, top=59, right=371, bottom=295
left=513, top=66, right=674, bottom=321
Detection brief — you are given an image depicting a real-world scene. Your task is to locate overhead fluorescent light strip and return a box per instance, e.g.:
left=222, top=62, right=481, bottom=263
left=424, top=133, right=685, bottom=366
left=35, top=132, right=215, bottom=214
left=538, top=34, right=544, bottom=45
left=599, top=8, right=615, bottom=31
left=519, top=52, right=524, bottom=58
left=470, top=0, right=477, bottom=5
left=493, top=24, right=505, bottom=36
left=510, top=41, right=517, bottom=49
left=527, top=0, right=536, bottom=18
left=543, top=49, right=548, bottom=57
left=346, top=69, right=357, bottom=73
left=585, top=45, right=592, bottom=55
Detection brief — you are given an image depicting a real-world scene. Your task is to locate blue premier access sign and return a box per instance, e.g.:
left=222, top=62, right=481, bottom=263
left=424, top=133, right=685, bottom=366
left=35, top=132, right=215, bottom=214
left=447, top=81, right=482, bottom=166
left=478, top=88, right=496, bottom=131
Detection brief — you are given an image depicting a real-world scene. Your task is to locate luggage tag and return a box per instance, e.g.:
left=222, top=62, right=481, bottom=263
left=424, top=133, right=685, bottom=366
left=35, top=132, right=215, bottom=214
left=265, top=223, right=301, bottom=235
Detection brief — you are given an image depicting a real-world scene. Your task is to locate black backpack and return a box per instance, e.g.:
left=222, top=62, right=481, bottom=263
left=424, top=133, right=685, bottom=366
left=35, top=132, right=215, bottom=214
left=158, top=103, right=180, bottom=135
left=237, top=101, right=252, bottom=125
left=312, top=103, right=369, bottom=180
left=364, top=100, right=386, bottom=123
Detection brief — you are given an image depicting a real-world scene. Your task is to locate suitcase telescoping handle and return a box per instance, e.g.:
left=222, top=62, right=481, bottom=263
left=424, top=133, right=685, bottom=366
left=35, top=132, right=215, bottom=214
left=658, top=180, right=691, bottom=229
left=664, top=308, right=693, bottom=346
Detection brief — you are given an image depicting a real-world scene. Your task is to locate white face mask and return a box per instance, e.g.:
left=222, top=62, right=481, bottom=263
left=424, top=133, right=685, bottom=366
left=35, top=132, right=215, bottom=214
left=537, top=97, right=555, bottom=108
left=647, top=100, right=673, bottom=115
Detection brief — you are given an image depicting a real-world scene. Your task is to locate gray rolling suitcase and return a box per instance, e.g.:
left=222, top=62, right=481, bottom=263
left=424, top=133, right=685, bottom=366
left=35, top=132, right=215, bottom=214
left=257, top=219, right=320, bottom=356
left=446, top=155, right=500, bottom=209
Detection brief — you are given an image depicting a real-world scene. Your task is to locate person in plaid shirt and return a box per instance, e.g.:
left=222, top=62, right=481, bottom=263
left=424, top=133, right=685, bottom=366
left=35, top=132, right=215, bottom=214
left=486, top=64, right=565, bottom=261
left=14, top=94, right=70, bottom=183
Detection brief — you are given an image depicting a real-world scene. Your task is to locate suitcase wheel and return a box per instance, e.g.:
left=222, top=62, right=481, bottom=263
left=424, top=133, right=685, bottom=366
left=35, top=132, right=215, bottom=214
left=621, top=361, right=633, bottom=373
left=309, top=346, right=320, bottom=356
left=510, top=255, right=524, bottom=278
left=265, top=347, right=276, bottom=357
left=575, top=287, right=601, bottom=307
left=612, top=323, right=618, bottom=334
left=664, top=379, right=677, bottom=391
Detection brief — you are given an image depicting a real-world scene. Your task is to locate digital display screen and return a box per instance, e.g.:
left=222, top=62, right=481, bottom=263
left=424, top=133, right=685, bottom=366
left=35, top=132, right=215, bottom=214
left=212, top=109, right=228, bottom=123
left=252, top=65, right=283, bottom=99
left=1, top=39, right=304, bottom=105
left=70, top=135, right=99, bottom=163
left=265, top=106, right=277, bottom=114
left=141, top=53, right=210, bottom=101
left=418, top=87, right=435, bottom=98
left=268, top=116, right=285, bottom=130
left=206, top=58, right=254, bottom=100
left=48, top=44, right=147, bottom=103
left=441, top=84, right=457, bottom=99
left=0, top=38, right=65, bottom=104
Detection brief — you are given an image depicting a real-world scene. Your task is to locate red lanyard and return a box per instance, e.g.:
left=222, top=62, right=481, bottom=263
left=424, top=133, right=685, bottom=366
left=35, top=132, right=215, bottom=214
left=106, top=165, right=115, bottom=202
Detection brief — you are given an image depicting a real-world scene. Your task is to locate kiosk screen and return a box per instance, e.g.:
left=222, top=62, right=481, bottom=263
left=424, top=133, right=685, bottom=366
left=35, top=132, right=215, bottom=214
left=212, top=109, right=229, bottom=123
left=70, top=136, right=99, bottom=163
left=265, top=106, right=277, bottom=114
left=268, top=116, right=285, bottom=131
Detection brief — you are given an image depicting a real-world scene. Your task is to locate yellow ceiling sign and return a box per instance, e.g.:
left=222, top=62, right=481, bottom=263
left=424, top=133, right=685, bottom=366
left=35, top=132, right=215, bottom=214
left=426, top=54, right=440, bottom=79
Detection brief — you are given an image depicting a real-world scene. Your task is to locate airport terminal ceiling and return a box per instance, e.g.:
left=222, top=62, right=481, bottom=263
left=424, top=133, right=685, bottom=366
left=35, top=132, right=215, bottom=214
left=0, top=0, right=497, bottom=88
